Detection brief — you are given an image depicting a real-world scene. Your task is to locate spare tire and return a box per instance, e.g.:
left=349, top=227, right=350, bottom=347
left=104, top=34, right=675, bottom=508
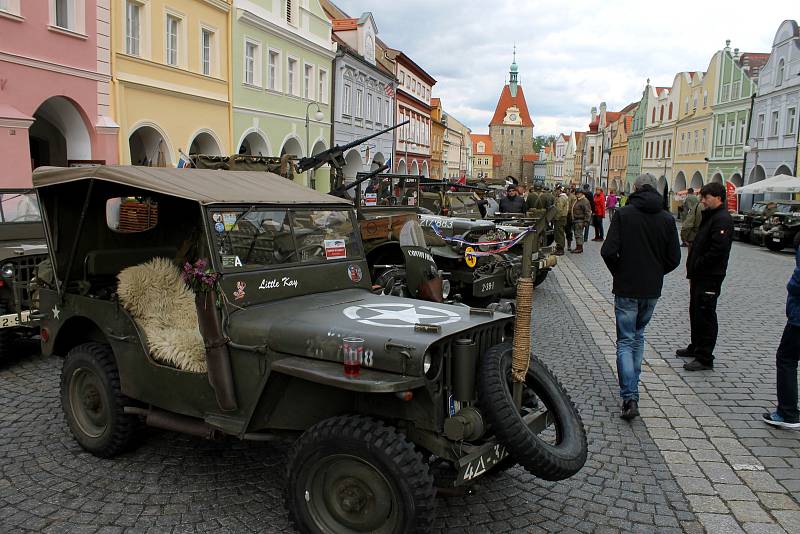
left=477, top=342, right=587, bottom=481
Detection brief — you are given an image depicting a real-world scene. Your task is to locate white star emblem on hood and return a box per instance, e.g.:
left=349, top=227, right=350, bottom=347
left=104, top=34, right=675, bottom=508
left=343, top=303, right=461, bottom=328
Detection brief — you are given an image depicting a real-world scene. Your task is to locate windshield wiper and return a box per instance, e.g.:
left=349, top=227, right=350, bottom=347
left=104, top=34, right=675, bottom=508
left=220, top=205, right=256, bottom=248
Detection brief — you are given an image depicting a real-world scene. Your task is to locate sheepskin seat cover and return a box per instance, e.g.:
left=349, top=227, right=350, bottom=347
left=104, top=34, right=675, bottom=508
left=117, top=257, right=207, bottom=373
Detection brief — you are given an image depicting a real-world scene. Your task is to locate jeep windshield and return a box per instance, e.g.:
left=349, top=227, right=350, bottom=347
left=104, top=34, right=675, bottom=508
left=447, top=193, right=481, bottom=217
left=775, top=203, right=800, bottom=214
left=358, top=175, right=419, bottom=207
left=0, top=192, right=41, bottom=223
left=208, top=207, right=362, bottom=271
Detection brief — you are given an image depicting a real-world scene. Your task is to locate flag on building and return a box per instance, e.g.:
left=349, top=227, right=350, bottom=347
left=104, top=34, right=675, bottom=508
left=384, top=84, right=394, bottom=98
left=177, top=151, right=193, bottom=168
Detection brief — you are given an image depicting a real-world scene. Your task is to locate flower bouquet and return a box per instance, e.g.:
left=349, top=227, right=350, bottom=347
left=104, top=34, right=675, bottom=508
left=181, top=258, right=220, bottom=294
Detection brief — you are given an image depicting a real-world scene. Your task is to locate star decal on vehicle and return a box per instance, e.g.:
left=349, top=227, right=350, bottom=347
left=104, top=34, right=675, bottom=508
left=342, top=303, right=461, bottom=328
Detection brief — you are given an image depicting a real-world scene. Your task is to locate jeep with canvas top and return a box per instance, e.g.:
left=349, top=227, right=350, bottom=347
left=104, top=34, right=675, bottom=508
left=34, top=165, right=586, bottom=533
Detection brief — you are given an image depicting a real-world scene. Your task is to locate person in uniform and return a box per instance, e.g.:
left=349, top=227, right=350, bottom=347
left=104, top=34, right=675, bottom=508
left=525, top=184, right=541, bottom=213
left=553, top=185, right=569, bottom=255
left=571, top=189, right=592, bottom=254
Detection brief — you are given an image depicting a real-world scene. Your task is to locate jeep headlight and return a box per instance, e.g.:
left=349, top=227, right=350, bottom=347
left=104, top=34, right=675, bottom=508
left=441, top=279, right=451, bottom=300
left=423, top=352, right=433, bottom=375
left=1, top=263, right=13, bottom=279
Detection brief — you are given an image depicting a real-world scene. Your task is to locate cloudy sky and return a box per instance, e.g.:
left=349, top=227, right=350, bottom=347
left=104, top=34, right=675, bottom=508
left=334, top=0, right=795, bottom=136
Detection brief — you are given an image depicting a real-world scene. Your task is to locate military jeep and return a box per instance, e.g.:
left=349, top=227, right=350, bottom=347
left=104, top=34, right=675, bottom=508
left=34, top=166, right=586, bottom=533
left=752, top=200, right=800, bottom=250
left=0, top=189, right=48, bottom=359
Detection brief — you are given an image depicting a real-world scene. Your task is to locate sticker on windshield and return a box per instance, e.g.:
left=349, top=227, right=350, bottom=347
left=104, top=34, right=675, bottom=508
left=214, top=222, right=225, bottom=233
left=365, top=193, right=378, bottom=206
left=342, top=303, right=461, bottom=328
left=222, top=213, right=238, bottom=231
left=347, top=264, right=363, bottom=283
left=324, top=239, right=347, bottom=260
left=212, top=213, right=223, bottom=223
left=222, top=255, right=243, bottom=268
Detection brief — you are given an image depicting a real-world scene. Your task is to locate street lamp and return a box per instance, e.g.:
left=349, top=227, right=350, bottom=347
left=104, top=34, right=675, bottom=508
left=305, top=101, right=325, bottom=189
left=743, top=137, right=759, bottom=178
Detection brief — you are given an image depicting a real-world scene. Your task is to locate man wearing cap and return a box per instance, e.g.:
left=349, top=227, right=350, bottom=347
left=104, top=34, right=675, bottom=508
left=498, top=184, right=526, bottom=214
left=582, top=183, right=595, bottom=242
left=601, top=173, right=681, bottom=420
left=553, top=185, right=569, bottom=255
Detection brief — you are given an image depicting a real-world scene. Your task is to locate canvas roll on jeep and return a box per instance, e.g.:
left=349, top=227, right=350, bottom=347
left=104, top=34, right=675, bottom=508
left=33, top=166, right=586, bottom=533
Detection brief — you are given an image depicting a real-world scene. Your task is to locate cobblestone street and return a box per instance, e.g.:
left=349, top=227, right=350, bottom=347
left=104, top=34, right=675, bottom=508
left=1, top=236, right=799, bottom=533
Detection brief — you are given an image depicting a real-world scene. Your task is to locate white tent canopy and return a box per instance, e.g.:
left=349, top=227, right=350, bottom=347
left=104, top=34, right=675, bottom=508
left=735, top=174, right=800, bottom=194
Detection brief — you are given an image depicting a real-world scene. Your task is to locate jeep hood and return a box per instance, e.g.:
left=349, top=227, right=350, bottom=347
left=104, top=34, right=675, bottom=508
left=227, top=288, right=510, bottom=376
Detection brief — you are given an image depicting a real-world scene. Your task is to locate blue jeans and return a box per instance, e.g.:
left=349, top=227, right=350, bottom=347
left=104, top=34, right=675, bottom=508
left=615, top=296, right=659, bottom=401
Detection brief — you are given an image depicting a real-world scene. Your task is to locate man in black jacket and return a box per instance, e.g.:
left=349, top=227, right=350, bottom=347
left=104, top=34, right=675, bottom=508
left=677, top=182, right=734, bottom=371
left=601, top=173, right=681, bottom=420
left=498, top=185, right=526, bottom=213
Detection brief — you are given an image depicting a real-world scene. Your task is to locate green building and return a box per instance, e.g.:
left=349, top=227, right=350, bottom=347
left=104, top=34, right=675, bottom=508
left=232, top=0, right=335, bottom=190
left=625, top=83, right=650, bottom=190
left=708, top=43, right=761, bottom=187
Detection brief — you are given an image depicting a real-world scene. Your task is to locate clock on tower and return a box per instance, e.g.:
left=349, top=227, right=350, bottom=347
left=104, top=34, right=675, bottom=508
left=503, top=107, right=522, bottom=125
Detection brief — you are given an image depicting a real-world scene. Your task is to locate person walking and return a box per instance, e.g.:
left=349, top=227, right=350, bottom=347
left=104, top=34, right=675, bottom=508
left=498, top=184, right=526, bottom=213
left=566, top=187, right=577, bottom=251
left=619, top=192, right=628, bottom=207
left=606, top=190, right=619, bottom=221
left=571, top=188, right=592, bottom=254
left=762, top=233, right=800, bottom=430
left=682, top=187, right=698, bottom=224
left=553, top=185, right=569, bottom=255
left=676, top=182, right=734, bottom=371
left=601, top=173, right=680, bottom=420
left=592, top=187, right=606, bottom=241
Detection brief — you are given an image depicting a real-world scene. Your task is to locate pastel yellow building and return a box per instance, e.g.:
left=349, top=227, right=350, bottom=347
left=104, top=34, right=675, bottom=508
left=113, top=0, right=232, bottom=165
left=673, top=51, right=723, bottom=191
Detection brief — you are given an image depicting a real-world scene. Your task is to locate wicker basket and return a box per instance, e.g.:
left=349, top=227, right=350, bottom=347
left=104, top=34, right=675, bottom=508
left=118, top=200, right=158, bottom=233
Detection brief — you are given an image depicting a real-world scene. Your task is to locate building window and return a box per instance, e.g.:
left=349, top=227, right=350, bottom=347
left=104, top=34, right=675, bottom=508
left=268, top=50, right=280, bottom=90
left=365, top=92, right=372, bottom=121
left=680, top=133, right=685, bottom=154
left=54, top=0, right=71, bottom=28
left=721, top=84, right=729, bottom=101
left=201, top=29, right=214, bottom=76
left=342, top=84, right=351, bottom=116
left=384, top=100, right=390, bottom=124
left=703, top=90, right=708, bottom=108
left=125, top=1, right=141, bottom=55
left=651, top=107, right=655, bottom=122
left=355, top=88, right=362, bottom=118
left=757, top=114, right=765, bottom=137
left=718, top=122, right=725, bottom=146
left=668, top=102, right=673, bottom=120
left=738, top=118, right=746, bottom=144
left=776, top=59, right=785, bottom=86
left=693, top=131, right=698, bottom=152
left=166, top=14, right=180, bottom=66
left=732, top=81, right=741, bottom=99
left=684, top=97, right=689, bottom=114
left=771, top=110, right=779, bottom=136
left=244, top=40, right=260, bottom=86
left=693, top=94, right=698, bottom=110
left=655, top=140, right=660, bottom=158
left=285, top=0, right=297, bottom=25
left=287, top=57, right=298, bottom=95
left=303, top=64, right=313, bottom=99
left=787, top=108, right=796, bottom=135
left=318, top=69, right=328, bottom=103
left=0, top=0, right=20, bottom=15
left=727, top=121, right=735, bottom=145
left=667, top=139, right=671, bottom=158
left=659, top=106, right=664, bottom=121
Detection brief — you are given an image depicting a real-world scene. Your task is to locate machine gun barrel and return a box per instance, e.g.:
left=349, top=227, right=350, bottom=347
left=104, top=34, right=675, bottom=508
left=419, top=180, right=492, bottom=192
left=295, top=120, right=409, bottom=173
left=331, top=163, right=389, bottom=198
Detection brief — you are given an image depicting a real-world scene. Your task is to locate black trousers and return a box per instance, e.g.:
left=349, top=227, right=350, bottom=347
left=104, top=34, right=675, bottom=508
left=688, top=277, right=724, bottom=364
left=592, top=214, right=604, bottom=239
left=776, top=323, right=800, bottom=423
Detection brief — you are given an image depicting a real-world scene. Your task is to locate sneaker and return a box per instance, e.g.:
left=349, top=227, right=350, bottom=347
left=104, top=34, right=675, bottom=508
left=683, top=359, right=713, bottom=371
left=762, top=411, right=800, bottom=430
left=675, top=347, right=695, bottom=357
left=621, top=399, right=639, bottom=421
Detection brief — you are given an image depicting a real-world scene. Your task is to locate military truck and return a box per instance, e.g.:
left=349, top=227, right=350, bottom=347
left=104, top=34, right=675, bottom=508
left=754, top=200, right=800, bottom=251
left=0, top=189, right=48, bottom=359
left=34, top=166, right=587, bottom=533
left=732, top=201, right=773, bottom=243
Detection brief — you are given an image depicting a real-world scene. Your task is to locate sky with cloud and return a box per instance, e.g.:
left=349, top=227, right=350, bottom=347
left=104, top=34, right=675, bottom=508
left=333, top=0, right=795, bottom=136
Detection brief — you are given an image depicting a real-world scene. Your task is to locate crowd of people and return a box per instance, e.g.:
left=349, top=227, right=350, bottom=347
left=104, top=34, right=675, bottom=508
left=487, top=176, right=798, bottom=430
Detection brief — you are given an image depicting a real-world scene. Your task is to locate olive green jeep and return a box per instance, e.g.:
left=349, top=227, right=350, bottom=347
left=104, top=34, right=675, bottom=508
left=33, top=165, right=586, bottom=533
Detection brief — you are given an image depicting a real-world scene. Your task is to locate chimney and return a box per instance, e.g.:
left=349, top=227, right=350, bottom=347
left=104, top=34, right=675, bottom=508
left=600, top=102, right=607, bottom=115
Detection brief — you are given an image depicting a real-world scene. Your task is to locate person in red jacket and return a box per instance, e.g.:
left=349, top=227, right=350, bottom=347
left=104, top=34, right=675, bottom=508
left=593, top=187, right=606, bottom=241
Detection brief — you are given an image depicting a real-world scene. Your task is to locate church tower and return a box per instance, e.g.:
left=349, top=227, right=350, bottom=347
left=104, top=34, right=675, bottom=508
left=489, top=50, right=536, bottom=183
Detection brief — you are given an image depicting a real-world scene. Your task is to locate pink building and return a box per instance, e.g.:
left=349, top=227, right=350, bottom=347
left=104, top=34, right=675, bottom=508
left=0, top=0, right=117, bottom=187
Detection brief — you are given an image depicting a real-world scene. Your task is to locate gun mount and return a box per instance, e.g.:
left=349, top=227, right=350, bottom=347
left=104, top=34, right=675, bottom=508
left=296, top=120, right=408, bottom=191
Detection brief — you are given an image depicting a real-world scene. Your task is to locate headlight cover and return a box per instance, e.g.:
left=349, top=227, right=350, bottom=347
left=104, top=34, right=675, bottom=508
left=1, top=263, right=14, bottom=279
left=423, top=352, right=433, bottom=375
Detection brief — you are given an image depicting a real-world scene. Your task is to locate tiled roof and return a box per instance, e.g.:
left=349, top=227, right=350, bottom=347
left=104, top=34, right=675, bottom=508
left=430, top=97, right=441, bottom=107
left=564, top=134, right=571, bottom=141
left=620, top=101, right=638, bottom=114
left=738, top=52, right=770, bottom=74
left=522, top=154, right=539, bottom=162
left=489, top=85, right=535, bottom=127
left=472, top=134, right=493, bottom=154
left=655, top=87, right=669, bottom=96
left=332, top=18, right=358, bottom=31
left=574, top=131, right=585, bottom=145
left=605, top=111, right=622, bottom=124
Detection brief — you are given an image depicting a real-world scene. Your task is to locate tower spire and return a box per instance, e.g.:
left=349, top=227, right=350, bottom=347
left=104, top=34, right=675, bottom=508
left=509, top=46, right=519, bottom=97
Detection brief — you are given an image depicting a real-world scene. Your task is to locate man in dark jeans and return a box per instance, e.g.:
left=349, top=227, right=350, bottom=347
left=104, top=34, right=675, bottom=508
left=762, top=233, right=800, bottom=430
left=677, top=182, right=733, bottom=371
left=601, top=173, right=680, bottom=420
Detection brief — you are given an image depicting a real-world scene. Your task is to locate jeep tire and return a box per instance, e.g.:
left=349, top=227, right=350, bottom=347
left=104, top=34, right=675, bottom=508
left=60, top=342, right=142, bottom=458
left=0, top=301, right=12, bottom=360
left=286, top=415, right=436, bottom=533
left=477, top=343, right=587, bottom=481
left=766, top=239, right=784, bottom=252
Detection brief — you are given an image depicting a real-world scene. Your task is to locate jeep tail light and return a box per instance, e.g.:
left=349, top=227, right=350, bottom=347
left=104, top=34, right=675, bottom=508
left=40, top=328, right=49, bottom=343
left=395, top=391, right=413, bottom=401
